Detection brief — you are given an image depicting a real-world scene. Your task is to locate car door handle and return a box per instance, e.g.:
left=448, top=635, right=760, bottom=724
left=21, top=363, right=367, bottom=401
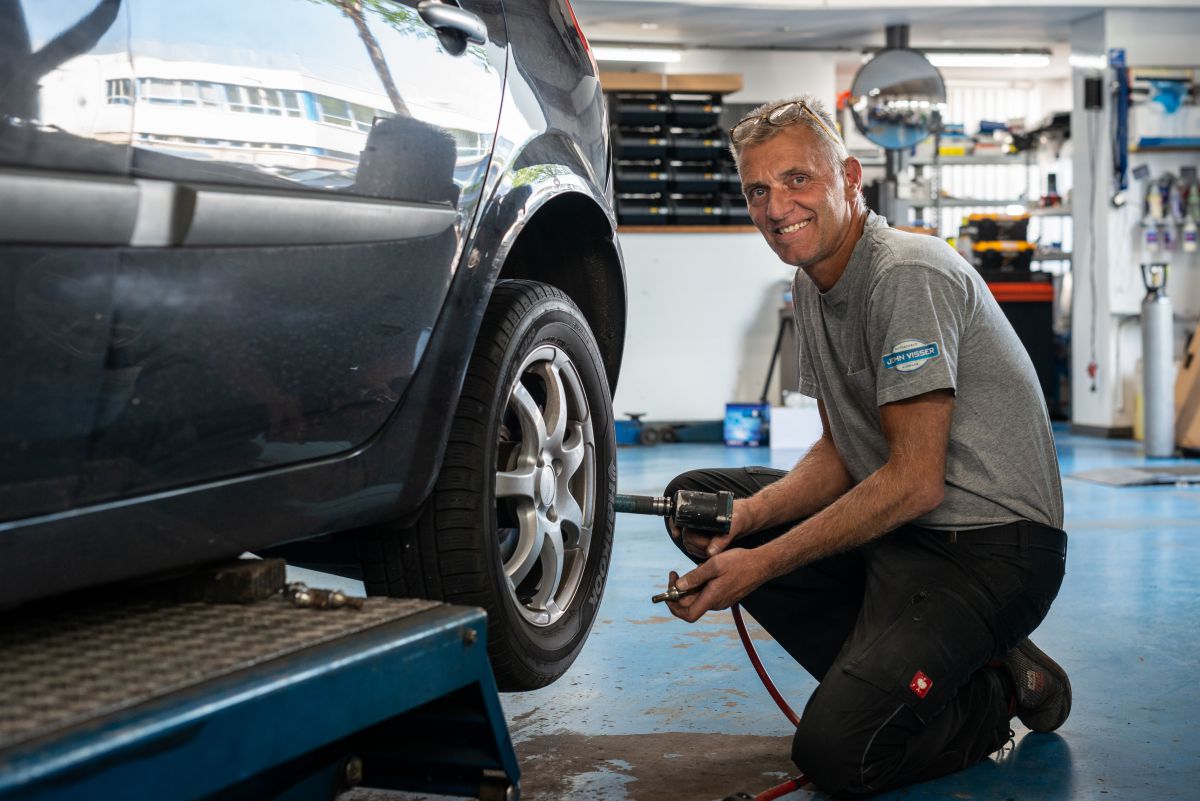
left=417, top=1, right=487, bottom=45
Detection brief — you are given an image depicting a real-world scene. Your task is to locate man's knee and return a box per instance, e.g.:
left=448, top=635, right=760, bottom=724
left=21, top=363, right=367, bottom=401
left=791, top=696, right=917, bottom=798
left=792, top=715, right=872, bottom=798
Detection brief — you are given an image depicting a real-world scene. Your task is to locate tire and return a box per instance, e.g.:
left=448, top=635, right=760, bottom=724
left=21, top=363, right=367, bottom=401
left=359, top=279, right=616, bottom=690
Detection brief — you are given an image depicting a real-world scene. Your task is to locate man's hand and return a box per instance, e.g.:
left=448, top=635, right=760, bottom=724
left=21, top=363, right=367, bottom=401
left=664, top=548, right=770, bottom=623
left=670, top=497, right=756, bottom=559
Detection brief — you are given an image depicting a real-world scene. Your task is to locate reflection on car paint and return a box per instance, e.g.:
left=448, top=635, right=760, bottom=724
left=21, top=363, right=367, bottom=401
left=0, top=0, right=507, bottom=518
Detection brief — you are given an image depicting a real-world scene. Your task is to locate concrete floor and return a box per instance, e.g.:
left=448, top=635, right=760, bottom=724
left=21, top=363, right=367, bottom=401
left=317, top=425, right=1200, bottom=800
left=499, top=427, right=1200, bottom=801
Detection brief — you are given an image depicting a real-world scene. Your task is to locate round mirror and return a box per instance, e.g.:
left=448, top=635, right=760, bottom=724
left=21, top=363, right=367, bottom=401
left=850, top=49, right=946, bottom=150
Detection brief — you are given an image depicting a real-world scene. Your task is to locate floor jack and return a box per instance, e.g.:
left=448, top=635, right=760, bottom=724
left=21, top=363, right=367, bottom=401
left=0, top=559, right=519, bottom=801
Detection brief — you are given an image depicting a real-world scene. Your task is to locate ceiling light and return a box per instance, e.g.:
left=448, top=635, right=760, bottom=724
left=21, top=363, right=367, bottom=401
left=1068, top=53, right=1108, bottom=70
left=639, top=22, right=659, bottom=30
left=593, top=45, right=682, bottom=63
left=926, top=51, right=1051, bottom=69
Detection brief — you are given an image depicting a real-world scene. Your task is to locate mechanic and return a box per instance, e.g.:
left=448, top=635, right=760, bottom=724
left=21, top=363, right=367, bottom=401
left=662, top=95, right=1070, bottom=798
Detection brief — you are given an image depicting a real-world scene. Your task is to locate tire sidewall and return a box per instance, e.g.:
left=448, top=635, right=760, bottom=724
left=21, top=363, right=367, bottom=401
left=478, top=289, right=615, bottom=673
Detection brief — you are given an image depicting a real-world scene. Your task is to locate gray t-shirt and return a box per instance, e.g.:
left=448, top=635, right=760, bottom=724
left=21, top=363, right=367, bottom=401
left=794, top=212, right=1064, bottom=529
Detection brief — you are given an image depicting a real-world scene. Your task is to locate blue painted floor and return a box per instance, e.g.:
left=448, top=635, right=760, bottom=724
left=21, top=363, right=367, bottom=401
left=501, top=426, right=1200, bottom=800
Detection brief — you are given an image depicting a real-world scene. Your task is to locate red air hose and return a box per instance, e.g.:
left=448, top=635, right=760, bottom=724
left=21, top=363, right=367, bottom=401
left=731, top=603, right=811, bottom=800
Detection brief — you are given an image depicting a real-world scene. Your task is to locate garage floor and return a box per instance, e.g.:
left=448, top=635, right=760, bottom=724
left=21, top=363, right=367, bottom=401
left=498, top=425, right=1200, bottom=801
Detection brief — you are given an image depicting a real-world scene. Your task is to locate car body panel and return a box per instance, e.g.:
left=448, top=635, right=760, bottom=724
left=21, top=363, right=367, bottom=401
left=0, top=0, right=624, bottom=609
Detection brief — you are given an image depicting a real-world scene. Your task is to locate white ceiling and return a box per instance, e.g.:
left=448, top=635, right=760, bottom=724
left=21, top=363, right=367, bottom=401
left=571, top=0, right=1192, bottom=51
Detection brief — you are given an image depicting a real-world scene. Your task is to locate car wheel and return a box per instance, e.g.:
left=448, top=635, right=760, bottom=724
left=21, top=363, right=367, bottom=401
left=360, top=279, right=616, bottom=690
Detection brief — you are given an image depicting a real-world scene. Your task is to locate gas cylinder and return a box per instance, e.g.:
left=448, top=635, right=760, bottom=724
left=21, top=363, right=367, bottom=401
left=1141, top=263, right=1175, bottom=457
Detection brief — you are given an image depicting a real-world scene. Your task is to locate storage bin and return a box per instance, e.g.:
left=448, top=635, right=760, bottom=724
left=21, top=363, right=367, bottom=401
left=617, top=197, right=671, bottom=226
left=967, top=213, right=1030, bottom=241
left=613, top=94, right=670, bottom=126
left=670, top=166, right=726, bottom=194
left=670, top=99, right=721, bottom=128
left=671, top=198, right=726, bottom=225
left=616, top=164, right=670, bottom=194
left=614, top=129, right=670, bottom=160
left=973, top=241, right=1035, bottom=272
left=671, top=133, right=725, bottom=160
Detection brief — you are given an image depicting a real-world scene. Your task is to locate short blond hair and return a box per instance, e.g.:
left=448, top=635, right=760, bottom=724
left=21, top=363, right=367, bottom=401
left=730, top=95, right=847, bottom=174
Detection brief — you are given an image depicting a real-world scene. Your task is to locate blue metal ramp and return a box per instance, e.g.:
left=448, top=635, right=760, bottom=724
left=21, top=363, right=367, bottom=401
left=0, top=594, right=518, bottom=800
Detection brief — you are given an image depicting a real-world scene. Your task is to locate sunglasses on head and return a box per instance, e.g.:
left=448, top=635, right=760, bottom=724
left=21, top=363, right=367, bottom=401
left=729, top=100, right=841, bottom=146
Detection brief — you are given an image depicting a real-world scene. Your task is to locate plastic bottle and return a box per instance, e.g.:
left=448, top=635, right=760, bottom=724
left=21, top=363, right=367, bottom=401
left=1185, top=180, right=1200, bottom=254
left=1143, top=214, right=1161, bottom=253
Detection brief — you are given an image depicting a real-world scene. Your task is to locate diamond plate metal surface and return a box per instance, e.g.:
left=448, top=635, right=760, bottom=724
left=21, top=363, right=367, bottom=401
left=0, top=595, right=442, bottom=750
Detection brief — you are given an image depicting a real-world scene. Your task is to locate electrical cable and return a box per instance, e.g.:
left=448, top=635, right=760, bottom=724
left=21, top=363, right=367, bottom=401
left=731, top=603, right=811, bottom=799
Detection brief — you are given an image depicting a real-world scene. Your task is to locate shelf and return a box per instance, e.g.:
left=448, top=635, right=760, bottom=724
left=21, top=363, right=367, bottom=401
left=600, top=72, right=743, bottom=94
left=912, top=155, right=1028, bottom=166
left=856, top=154, right=1029, bottom=167
left=619, top=225, right=758, bottom=234
left=914, top=199, right=1026, bottom=208
left=1129, top=146, right=1200, bottom=154
left=1033, top=251, right=1072, bottom=262
left=1025, top=206, right=1072, bottom=217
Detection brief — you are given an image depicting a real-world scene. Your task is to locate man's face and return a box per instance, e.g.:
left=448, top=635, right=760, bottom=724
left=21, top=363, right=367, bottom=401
left=739, top=125, right=860, bottom=274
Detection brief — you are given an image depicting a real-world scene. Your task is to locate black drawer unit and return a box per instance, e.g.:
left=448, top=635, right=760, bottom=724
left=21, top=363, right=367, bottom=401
left=671, top=164, right=726, bottom=194
left=671, top=98, right=722, bottom=128
left=609, top=90, right=740, bottom=227
left=671, top=133, right=725, bottom=160
left=616, top=162, right=672, bottom=194
left=613, top=128, right=671, bottom=160
left=615, top=94, right=671, bottom=126
left=671, top=197, right=727, bottom=225
left=617, top=195, right=672, bottom=226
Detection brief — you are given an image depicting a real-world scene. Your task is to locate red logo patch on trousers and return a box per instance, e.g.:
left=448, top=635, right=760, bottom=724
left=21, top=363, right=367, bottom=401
left=909, top=670, right=933, bottom=698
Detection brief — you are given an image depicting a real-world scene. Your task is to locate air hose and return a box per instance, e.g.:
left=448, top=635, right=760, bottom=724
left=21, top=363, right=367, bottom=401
left=614, top=492, right=812, bottom=798
left=731, top=603, right=811, bottom=800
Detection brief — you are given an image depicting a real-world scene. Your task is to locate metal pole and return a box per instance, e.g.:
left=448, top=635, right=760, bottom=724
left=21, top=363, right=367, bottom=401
left=885, top=25, right=909, bottom=50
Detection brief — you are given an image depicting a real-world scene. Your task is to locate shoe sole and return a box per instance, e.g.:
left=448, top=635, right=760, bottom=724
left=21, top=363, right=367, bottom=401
left=1016, top=638, right=1072, bottom=733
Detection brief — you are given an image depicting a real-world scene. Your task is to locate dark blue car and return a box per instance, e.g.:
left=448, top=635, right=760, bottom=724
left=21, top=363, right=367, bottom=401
left=0, top=0, right=625, bottom=690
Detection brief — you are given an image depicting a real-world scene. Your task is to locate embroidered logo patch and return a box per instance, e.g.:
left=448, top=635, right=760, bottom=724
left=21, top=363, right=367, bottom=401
left=909, top=670, right=933, bottom=698
left=882, top=339, right=941, bottom=372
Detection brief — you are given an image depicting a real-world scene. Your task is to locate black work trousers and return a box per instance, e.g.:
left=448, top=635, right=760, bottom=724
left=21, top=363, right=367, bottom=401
left=665, top=466, right=1067, bottom=799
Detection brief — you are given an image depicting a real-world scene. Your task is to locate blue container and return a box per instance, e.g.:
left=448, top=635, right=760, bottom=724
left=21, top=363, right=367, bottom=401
left=724, top=403, right=770, bottom=447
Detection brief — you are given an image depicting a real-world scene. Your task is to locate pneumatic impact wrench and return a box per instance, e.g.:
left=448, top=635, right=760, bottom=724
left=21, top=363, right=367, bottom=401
left=614, top=489, right=734, bottom=602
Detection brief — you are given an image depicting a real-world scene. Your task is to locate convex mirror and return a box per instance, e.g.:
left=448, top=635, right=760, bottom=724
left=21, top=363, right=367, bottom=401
left=850, top=49, right=946, bottom=150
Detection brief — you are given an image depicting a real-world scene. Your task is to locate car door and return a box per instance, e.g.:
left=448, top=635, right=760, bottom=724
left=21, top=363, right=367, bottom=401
left=0, top=0, right=135, bottom=521
left=2, top=0, right=507, bottom=520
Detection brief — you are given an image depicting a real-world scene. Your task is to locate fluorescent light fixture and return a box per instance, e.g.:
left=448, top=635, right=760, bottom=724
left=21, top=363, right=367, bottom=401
left=1068, top=53, right=1108, bottom=70
left=926, top=51, right=1051, bottom=69
left=593, top=45, right=682, bottom=63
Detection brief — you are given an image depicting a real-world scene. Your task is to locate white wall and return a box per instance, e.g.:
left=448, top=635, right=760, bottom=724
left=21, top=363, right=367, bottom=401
left=612, top=232, right=795, bottom=421
left=1069, top=8, right=1200, bottom=432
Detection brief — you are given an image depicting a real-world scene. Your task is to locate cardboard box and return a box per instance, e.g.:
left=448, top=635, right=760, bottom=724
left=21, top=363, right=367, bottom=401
left=1176, top=332, right=1200, bottom=452
left=769, top=405, right=823, bottom=450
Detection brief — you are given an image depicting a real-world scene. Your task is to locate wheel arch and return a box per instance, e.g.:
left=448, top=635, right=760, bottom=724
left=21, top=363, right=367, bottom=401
left=496, top=190, right=626, bottom=395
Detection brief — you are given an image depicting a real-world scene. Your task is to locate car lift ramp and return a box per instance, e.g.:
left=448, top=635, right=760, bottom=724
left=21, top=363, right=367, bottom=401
left=0, top=590, right=520, bottom=800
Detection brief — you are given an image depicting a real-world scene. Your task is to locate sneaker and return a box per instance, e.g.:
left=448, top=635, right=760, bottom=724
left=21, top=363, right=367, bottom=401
left=999, top=638, right=1072, bottom=733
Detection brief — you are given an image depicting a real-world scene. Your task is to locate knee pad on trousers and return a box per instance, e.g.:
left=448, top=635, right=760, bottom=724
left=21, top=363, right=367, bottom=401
left=791, top=705, right=918, bottom=799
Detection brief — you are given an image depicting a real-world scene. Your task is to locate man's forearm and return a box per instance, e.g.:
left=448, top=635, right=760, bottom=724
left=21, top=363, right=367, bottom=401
left=753, top=453, right=942, bottom=580
left=741, top=432, right=854, bottom=532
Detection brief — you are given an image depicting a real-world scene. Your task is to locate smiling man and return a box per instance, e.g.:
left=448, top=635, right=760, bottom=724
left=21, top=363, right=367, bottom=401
left=660, top=96, right=1070, bottom=797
